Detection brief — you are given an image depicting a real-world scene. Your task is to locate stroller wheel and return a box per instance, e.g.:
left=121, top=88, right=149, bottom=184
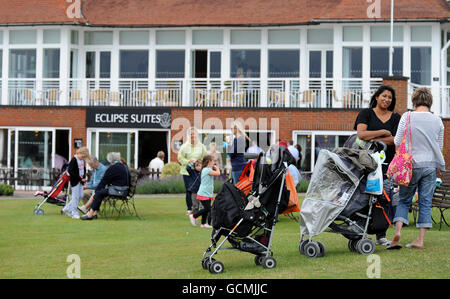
left=317, top=241, right=326, bottom=257
left=209, top=261, right=224, bottom=274
left=33, top=208, right=44, bottom=216
left=304, top=242, right=321, bottom=258
left=254, top=255, right=264, bottom=266
left=299, top=239, right=310, bottom=255
left=202, top=257, right=215, bottom=270
left=356, top=239, right=375, bottom=255
left=348, top=239, right=359, bottom=253
left=261, top=256, right=277, bottom=269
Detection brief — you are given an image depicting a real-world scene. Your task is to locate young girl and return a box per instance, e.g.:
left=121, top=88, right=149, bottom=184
left=189, top=155, right=220, bottom=228
left=62, top=147, right=90, bottom=219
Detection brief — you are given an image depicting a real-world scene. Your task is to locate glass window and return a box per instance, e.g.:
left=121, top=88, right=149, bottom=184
left=98, top=132, right=135, bottom=167
left=370, top=47, right=403, bottom=77
left=70, top=49, right=78, bottom=78
left=370, top=26, right=403, bottom=42
left=85, top=52, right=95, bottom=79
left=43, top=29, right=60, bottom=44
left=9, top=49, right=36, bottom=78
left=192, top=30, right=223, bottom=45
left=268, top=29, right=300, bottom=44
left=296, top=132, right=352, bottom=172
left=43, top=49, right=60, bottom=78
left=120, top=50, right=148, bottom=78
left=9, top=30, right=37, bottom=44
left=71, top=30, right=79, bottom=45
left=210, top=52, right=221, bottom=78
left=342, top=47, right=362, bottom=78
left=230, top=50, right=260, bottom=78
left=156, top=30, right=185, bottom=45
left=230, top=30, right=261, bottom=44
left=326, top=51, right=333, bottom=78
left=18, top=130, right=52, bottom=171
left=411, top=47, right=431, bottom=85
left=100, top=52, right=111, bottom=79
left=268, top=50, right=299, bottom=78
left=411, top=26, right=432, bottom=42
left=156, top=50, right=185, bottom=78
left=343, top=26, right=363, bottom=42
left=84, top=31, right=113, bottom=45
left=307, top=29, right=333, bottom=44
left=119, top=31, right=149, bottom=45
left=0, top=50, right=2, bottom=78
left=0, top=31, right=3, bottom=44
left=309, top=51, right=321, bottom=78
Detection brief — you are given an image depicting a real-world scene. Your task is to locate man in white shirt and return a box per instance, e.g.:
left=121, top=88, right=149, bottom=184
left=149, top=151, right=165, bottom=178
left=288, top=140, right=299, bottom=162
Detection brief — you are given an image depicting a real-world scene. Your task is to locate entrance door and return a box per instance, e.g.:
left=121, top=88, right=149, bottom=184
left=138, top=131, right=168, bottom=169
left=15, top=128, right=54, bottom=189
left=308, top=50, right=333, bottom=107
left=191, top=50, right=222, bottom=105
left=86, top=51, right=111, bottom=93
left=191, top=50, right=222, bottom=79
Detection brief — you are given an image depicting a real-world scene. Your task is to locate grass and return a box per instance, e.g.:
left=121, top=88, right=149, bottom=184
left=0, top=196, right=448, bottom=279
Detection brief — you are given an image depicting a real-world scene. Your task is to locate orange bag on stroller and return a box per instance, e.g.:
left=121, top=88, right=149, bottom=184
left=281, top=170, right=300, bottom=214
left=236, top=160, right=255, bottom=195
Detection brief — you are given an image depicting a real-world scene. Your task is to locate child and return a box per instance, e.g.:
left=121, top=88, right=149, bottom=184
left=186, top=160, right=202, bottom=216
left=189, top=155, right=220, bottom=228
left=62, top=147, right=90, bottom=219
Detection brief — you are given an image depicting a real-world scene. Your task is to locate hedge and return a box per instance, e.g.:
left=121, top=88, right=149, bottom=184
left=135, top=175, right=309, bottom=195
left=0, top=184, right=14, bottom=196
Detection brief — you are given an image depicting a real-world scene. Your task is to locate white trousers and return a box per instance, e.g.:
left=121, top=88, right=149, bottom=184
left=65, top=183, right=83, bottom=215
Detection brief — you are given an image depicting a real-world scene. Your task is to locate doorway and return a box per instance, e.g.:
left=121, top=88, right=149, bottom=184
left=138, top=131, right=168, bottom=169
left=308, top=49, right=333, bottom=107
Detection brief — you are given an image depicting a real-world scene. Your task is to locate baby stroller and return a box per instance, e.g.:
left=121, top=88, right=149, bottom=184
left=299, top=140, right=390, bottom=258
left=33, top=169, right=70, bottom=215
left=201, top=145, right=298, bottom=274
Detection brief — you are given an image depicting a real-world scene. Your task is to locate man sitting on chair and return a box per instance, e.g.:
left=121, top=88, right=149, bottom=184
left=81, top=152, right=130, bottom=220
left=78, top=157, right=106, bottom=214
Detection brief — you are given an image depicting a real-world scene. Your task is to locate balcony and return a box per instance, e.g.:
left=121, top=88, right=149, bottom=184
left=2, top=77, right=448, bottom=115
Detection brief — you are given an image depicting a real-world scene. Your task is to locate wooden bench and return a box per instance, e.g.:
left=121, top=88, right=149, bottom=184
left=412, top=169, right=449, bottom=230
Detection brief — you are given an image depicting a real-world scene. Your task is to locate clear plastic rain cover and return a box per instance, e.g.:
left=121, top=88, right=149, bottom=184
left=300, top=149, right=361, bottom=237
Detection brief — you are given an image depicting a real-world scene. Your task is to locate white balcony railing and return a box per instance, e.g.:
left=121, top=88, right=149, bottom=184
left=4, top=78, right=448, bottom=116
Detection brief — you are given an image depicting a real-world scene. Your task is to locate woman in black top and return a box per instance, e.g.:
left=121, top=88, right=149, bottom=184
left=354, top=85, right=401, bottom=246
left=354, top=85, right=401, bottom=173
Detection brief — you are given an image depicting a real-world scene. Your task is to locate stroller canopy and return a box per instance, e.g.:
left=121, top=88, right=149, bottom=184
left=300, top=149, right=362, bottom=237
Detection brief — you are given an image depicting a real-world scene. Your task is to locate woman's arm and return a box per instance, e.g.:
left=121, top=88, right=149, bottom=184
left=356, top=123, right=392, bottom=141
left=373, top=135, right=395, bottom=145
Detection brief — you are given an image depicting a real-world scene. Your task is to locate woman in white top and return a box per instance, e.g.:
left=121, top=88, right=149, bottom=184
left=388, top=88, right=445, bottom=250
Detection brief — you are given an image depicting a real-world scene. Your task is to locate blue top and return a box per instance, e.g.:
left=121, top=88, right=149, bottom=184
left=86, top=162, right=107, bottom=189
left=197, top=167, right=214, bottom=198
left=228, top=136, right=246, bottom=172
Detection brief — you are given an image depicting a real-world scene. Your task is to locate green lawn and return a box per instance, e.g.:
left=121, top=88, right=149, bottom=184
left=0, top=196, right=448, bottom=279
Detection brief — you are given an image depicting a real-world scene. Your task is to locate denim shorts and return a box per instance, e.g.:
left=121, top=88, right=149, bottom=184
left=393, top=167, right=437, bottom=228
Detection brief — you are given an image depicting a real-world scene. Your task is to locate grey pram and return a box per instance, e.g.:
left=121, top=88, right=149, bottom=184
left=299, top=140, right=389, bottom=258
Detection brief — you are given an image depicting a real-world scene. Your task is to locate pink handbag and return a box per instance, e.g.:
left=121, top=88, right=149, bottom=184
left=387, top=112, right=413, bottom=186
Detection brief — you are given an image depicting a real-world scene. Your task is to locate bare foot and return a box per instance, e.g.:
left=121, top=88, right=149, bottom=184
left=406, top=241, right=424, bottom=249
left=389, top=234, right=401, bottom=247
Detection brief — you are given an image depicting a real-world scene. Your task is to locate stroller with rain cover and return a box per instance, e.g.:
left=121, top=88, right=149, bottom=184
left=299, top=139, right=391, bottom=258
left=201, top=145, right=298, bottom=274
left=33, top=168, right=70, bottom=215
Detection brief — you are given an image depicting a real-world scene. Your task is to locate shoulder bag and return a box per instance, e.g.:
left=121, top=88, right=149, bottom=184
left=387, top=112, right=413, bottom=186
